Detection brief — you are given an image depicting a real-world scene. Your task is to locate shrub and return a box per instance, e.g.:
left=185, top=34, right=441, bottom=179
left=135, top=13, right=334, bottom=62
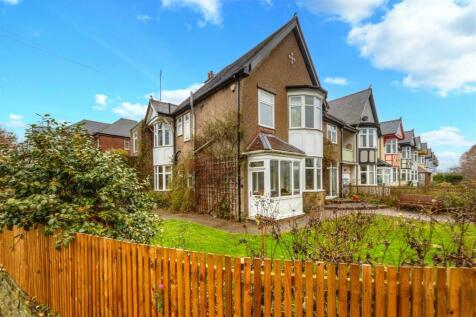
left=148, top=191, right=171, bottom=209
left=433, top=173, right=464, bottom=184
left=0, top=116, right=160, bottom=246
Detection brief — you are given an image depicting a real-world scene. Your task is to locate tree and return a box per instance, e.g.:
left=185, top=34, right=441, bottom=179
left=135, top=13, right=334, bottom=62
left=0, top=116, right=159, bottom=246
left=0, top=127, right=16, bottom=148
left=460, top=144, right=476, bottom=180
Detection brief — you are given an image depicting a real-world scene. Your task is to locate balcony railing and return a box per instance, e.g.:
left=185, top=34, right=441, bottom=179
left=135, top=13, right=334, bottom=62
left=343, top=148, right=354, bottom=162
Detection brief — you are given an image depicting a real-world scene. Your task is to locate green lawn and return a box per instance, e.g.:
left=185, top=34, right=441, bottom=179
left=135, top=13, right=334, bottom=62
left=151, top=216, right=475, bottom=266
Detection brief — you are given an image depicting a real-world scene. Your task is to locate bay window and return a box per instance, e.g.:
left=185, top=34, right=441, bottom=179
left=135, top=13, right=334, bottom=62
left=360, top=164, right=376, bottom=185
left=402, top=147, right=411, bottom=159
left=305, top=157, right=322, bottom=191
left=132, top=131, right=138, bottom=153
left=154, top=165, right=172, bottom=191
left=176, top=116, right=183, bottom=136
left=184, top=113, right=191, bottom=141
left=250, top=158, right=301, bottom=198
left=358, top=128, right=377, bottom=148
left=327, top=125, right=337, bottom=144
left=377, top=168, right=391, bottom=185
left=153, top=122, right=172, bottom=147
left=258, top=89, right=275, bottom=128
left=385, top=139, right=397, bottom=154
left=289, top=95, right=322, bottom=129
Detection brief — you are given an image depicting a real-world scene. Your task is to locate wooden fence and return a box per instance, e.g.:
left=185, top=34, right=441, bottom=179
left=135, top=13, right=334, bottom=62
left=0, top=227, right=475, bottom=316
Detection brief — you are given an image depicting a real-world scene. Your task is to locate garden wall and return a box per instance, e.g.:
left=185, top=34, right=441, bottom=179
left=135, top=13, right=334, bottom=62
left=0, top=270, right=38, bottom=317
left=0, top=227, right=475, bottom=317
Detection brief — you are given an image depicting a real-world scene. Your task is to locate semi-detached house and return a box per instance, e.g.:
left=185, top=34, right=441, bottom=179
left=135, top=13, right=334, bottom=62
left=131, top=15, right=440, bottom=220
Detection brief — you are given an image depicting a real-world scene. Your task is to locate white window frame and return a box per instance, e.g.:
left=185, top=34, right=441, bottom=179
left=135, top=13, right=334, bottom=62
left=124, top=139, right=130, bottom=150
left=258, top=89, right=275, bottom=129
left=132, top=131, right=138, bottom=153
left=176, top=116, right=183, bottom=136
left=153, top=165, right=172, bottom=191
left=359, top=164, right=376, bottom=185
left=358, top=128, right=377, bottom=149
left=288, top=94, right=322, bottom=130
left=385, top=139, right=397, bottom=154
left=153, top=122, right=172, bottom=147
left=327, top=124, right=337, bottom=144
left=304, top=157, right=323, bottom=191
left=184, top=113, right=191, bottom=141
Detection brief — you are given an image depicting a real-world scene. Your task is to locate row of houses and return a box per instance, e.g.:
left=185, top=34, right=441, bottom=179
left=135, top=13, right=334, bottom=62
left=74, top=15, right=438, bottom=220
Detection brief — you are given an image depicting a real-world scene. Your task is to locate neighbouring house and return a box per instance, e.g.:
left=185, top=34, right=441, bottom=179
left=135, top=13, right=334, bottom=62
left=133, top=15, right=330, bottom=220
left=399, top=130, right=419, bottom=186
left=328, top=88, right=381, bottom=187
left=323, top=113, right=358, bottom=198
left=379, top=118, right=405, bottom=186
left=71, top=118, right=137, bottom=154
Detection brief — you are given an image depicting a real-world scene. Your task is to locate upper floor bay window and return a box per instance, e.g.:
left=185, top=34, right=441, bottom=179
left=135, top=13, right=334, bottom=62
left=402, top=146, right=411, bottom=159
left=305, top=157, right=322, bottom=191
left=258, top=89, right=275, bottom=128
left=385, top=139, right=397, bottom=154
left=289, top=95, right=322, bottom=130
left=176, top=116, right=183, bottom=136
left=327, top=125, right=337, bottom=144
left=153, top=122, right=172, bottom=147
left=184, top=113, right=191, bottom=141
left=358, top=128, right=377, bottom=148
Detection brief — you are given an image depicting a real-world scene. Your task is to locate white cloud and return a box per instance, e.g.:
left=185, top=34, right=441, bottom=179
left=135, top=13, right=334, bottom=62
left=347, top=0, right=476, bottom=96
left=298, top=0, right=385, bottom=24
left=0, top=0, right=21, bottom=5
left=136, top=14, right=151, bottom=22
left=161, top=0, right=222, bottom=26
left=112, top=102, right=147, bottom=121
left=94, top=94, right=108, bottom=110
left=324, top=76, right=349, bottom=85
left=421, top=126, right=473, bottom=147
left=435, top=150, right=463, bottom=171
left=147, top=82, right=203, bottom=105
left=0, top=114, right=25, bottom=128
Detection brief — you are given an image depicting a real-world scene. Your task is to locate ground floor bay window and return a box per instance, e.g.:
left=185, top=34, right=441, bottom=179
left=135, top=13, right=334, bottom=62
left=359, top=164, right=376, bottom=185
left=153, top=165, right=172, bottom=191
left=248, top=155, right=303, bottom=219
left=377, top=167, right=391, bottom=185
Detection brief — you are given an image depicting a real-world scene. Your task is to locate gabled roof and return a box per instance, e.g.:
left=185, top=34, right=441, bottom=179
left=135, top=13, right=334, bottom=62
left=174, top=15, right=321, bottom=114
left=246, top=133, right=305, bottom=155
left=71, top=118, right=137, bottom=138
left=99, top=118, right=138, bottom=138
left=327, top=88, right=380, bottom=130
left=71, top=119, right=109, bottom=135
left=414, top=136, right=421, bottom=148
left=380, top=118, right=402, bottom=136
left=399, top=130, right=415, bottom=146
left=150, top=99, right=178, bottom=115
left=377, top=159, right=392, bottom=167
left=323, top=112, right=358, bottom=132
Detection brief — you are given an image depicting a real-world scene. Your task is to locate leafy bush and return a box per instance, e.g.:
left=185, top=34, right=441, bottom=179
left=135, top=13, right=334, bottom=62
left=148, top=191, right=171, bottom=209
left=433, top=173, right=464, bottom=184
left=0, top=116, right=160, bottom=246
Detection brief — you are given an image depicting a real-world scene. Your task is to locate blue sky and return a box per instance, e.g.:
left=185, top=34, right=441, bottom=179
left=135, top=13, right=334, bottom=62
left=0, top=0, right=475, bottom=170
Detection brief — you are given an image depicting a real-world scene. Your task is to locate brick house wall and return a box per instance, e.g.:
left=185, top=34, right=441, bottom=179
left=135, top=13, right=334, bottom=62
left=95, top=134, right=131, bottom=154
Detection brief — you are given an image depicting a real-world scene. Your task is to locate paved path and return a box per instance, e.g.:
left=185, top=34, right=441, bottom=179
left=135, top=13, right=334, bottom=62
left=160, top=207, right=452, bottom=234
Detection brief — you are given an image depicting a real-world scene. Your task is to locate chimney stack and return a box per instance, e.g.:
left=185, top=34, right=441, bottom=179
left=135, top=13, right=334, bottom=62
left=207, top=70, right=215, bottom=80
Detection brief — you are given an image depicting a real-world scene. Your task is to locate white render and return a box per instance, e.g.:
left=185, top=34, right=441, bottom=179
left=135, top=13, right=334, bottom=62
left=288, top=129, right=323, bottom=157
left=153, top=146, right=174, bottom=166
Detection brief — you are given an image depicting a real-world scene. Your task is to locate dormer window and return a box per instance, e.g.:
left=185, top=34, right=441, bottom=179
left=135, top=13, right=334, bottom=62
left=153, top=122, right=172, bottom=147
left=289, top=95, right=322, bottom=129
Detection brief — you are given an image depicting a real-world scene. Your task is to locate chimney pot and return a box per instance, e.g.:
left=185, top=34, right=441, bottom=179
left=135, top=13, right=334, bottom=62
left=207, top=71, right=214, bottom=80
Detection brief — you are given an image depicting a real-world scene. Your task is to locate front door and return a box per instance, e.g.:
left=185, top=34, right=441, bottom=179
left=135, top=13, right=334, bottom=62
left=248, top=167, right=265, bottom=219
